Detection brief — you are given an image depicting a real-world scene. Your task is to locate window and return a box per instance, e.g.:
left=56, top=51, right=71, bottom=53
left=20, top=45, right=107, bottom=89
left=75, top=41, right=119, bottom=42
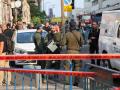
left=17, top=32, right=35, bottom=43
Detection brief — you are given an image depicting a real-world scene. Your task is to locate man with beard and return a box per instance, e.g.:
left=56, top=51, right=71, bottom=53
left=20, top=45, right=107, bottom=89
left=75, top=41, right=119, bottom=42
left=88, top=21, right=100, bottom=65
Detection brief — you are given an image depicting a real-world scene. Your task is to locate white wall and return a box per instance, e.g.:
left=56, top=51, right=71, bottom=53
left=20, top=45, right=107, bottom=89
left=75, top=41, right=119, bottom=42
left=91, top=4, right=99, bottom=12
left=84, top=0, right=120, bottom=14
left=102, top=0, right=120, bottom=8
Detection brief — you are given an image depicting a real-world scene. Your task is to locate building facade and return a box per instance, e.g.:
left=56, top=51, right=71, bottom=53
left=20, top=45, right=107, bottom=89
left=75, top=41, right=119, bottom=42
left=22, top=0, right=31, bottom=24
left=0, top=0, right=12, bottom=24
left=84, top=0, right=120, bottom=14
left=0, top=0, right=32, bottom=24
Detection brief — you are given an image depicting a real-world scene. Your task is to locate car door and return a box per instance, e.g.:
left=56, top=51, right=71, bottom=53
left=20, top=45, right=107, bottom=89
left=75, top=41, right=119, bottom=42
left=111, top=25, right=120, bottom=70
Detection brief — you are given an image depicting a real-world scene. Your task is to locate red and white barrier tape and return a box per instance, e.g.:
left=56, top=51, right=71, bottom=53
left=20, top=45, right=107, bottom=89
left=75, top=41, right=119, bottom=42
left=113, top=74, right=120, bottom=79
left=0, top=68, right=119, bottom=78
left=0, top=54, right=120, bottom=60
left=0, top=68, right=96, bottom=77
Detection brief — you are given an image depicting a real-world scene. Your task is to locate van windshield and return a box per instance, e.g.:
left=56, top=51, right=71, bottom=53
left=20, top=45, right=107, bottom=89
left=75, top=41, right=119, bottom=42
left=17, top=32, right=35, bottom=43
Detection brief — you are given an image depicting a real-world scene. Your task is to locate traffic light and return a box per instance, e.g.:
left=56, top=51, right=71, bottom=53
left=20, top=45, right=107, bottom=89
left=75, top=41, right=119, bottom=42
left=71, top=0, right=74, bottom=9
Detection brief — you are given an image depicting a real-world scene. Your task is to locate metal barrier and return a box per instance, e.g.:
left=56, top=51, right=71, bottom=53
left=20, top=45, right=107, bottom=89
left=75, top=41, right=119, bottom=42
left=0, top=54, right=119, bottom=90
left=0, top=68, right=95, bottom=90
left=82, top=63, right=120, bottom=90
left=0, top=67, right=119, bottom=90
left=82, top=77, right=120, bottom=90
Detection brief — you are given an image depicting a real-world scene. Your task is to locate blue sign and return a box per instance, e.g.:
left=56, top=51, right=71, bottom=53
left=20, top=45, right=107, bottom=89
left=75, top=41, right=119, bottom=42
left=64, top=0, right=72, bottom=5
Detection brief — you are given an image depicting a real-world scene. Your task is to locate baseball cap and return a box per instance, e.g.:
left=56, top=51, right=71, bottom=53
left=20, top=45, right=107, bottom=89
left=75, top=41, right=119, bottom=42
left=37, top=24, right=43, bottom=30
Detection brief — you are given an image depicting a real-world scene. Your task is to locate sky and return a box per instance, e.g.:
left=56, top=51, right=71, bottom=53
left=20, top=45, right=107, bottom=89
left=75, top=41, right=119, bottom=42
left=42, top=0, right=84, bottom=17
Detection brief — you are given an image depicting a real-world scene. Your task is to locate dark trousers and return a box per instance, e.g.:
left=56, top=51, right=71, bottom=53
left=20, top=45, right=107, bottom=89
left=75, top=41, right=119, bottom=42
left=90, top=46, right=100, bottom=65
left=46, top=47, right=61, bottom=69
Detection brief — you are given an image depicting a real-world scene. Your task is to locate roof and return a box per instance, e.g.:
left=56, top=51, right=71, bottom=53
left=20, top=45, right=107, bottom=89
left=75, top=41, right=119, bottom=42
left=16, top=29, right=37, bottom=33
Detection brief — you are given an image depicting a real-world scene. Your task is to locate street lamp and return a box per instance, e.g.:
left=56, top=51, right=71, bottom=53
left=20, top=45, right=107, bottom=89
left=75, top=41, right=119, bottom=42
left=11, top=0, right=22, bottom=22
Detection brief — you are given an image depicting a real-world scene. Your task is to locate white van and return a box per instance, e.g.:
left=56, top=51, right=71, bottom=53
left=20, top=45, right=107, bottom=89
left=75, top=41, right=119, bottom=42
left=99, top=10, right=120, bottom=70
left=14, top=29, right=37, bottom=65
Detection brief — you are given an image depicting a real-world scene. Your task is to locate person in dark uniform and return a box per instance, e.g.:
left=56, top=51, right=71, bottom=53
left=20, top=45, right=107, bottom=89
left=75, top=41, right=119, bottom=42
left=33, top=25, right=48, bottom=83
left=88, top=21, right=100, bottom=65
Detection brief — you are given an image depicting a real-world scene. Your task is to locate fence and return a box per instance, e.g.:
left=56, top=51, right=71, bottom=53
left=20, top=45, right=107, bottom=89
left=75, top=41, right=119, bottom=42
left=0, top=54, right=119, bottom=90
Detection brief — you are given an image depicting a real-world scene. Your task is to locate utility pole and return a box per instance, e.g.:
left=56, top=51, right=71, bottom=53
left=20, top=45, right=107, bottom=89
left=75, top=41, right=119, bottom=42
left=61, top=0, right=64, bottom=25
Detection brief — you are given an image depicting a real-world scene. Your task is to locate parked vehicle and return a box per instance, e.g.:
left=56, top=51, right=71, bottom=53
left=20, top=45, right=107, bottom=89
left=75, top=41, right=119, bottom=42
left=99, top=10, right=120, bottom=70
left=14, top=29, right=37, bottom=65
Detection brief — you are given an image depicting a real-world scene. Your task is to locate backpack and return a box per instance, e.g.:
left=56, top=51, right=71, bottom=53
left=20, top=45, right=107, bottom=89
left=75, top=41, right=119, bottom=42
left=6, top=37, right=14, bottom=54
left=4, top=29, right=15, bottom=54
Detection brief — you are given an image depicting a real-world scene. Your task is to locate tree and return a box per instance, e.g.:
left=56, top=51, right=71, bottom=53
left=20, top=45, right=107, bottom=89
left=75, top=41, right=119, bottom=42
left=28, top=0, right=47, bottom=24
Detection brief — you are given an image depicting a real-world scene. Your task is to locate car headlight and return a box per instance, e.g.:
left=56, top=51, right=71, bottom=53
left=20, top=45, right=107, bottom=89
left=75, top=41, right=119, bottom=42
left=14, top=48, right=27, bottom=54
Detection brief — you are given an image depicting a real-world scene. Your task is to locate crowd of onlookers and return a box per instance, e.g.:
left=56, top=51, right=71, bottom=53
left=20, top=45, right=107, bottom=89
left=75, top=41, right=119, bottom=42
left=0, top=19, right=100, bottom=85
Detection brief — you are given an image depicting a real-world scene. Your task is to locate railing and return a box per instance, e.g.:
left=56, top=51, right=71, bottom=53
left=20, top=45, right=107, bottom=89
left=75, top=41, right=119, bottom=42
left=0, top=54, right=119, bottom=90
left=0, top=68, right=96, bottom=90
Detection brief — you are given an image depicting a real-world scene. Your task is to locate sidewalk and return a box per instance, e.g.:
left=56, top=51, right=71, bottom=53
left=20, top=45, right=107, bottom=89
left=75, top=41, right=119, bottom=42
left=0, top=84, right=83, bottom=90
left=0, top=73, right=83, bottom=90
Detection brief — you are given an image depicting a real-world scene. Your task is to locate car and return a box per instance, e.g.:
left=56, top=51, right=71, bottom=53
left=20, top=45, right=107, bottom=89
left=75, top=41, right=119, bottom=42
left=99, top=10, right=120, bottom=70
left=14, top=29, right=37, bottom=65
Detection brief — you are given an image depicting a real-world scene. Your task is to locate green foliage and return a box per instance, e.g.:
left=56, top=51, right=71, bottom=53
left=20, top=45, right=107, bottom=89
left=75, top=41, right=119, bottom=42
left=31, top=16, right=40, bottom=25
left=28, top=1, right=47, bottom=24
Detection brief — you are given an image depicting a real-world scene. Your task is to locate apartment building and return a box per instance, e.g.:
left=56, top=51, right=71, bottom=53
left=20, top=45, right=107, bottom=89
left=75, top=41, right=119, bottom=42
left=84, top=0, right=120, bottom=14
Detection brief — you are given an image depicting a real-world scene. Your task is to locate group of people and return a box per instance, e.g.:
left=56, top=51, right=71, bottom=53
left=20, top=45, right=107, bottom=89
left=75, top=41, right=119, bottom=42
left=0, top=18, right=100, bottom=85
left=0, top=23, right=15, bottom=86
left=33, top=20, right=84, bottom=84
left=77, top=21, right=100, bottom=65
left=0, top=21, right=35, bottom=85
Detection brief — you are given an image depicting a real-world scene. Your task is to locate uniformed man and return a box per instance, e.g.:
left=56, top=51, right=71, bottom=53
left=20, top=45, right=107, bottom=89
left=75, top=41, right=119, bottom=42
left=33, top=25, right=48, bottom=83
left=61, top=19, right=84, bottom=85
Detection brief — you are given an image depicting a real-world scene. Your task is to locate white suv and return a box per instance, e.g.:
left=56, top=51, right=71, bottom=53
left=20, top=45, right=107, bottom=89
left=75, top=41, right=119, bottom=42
left=99, top=10, right=120, bottom=70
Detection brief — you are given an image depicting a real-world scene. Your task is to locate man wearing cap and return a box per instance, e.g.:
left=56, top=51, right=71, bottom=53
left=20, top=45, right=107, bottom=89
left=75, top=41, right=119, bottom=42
left=33, top=25, right=48, bottom=83
left=34, top=25, right=48, bottom=54
left=61, top=19, right=84, bottom=85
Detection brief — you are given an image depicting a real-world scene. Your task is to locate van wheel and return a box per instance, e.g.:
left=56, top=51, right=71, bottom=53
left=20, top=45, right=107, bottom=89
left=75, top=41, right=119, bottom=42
left=101, top=51, right=112, bottom=69
left=100, top=59, right=111, bottom=68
